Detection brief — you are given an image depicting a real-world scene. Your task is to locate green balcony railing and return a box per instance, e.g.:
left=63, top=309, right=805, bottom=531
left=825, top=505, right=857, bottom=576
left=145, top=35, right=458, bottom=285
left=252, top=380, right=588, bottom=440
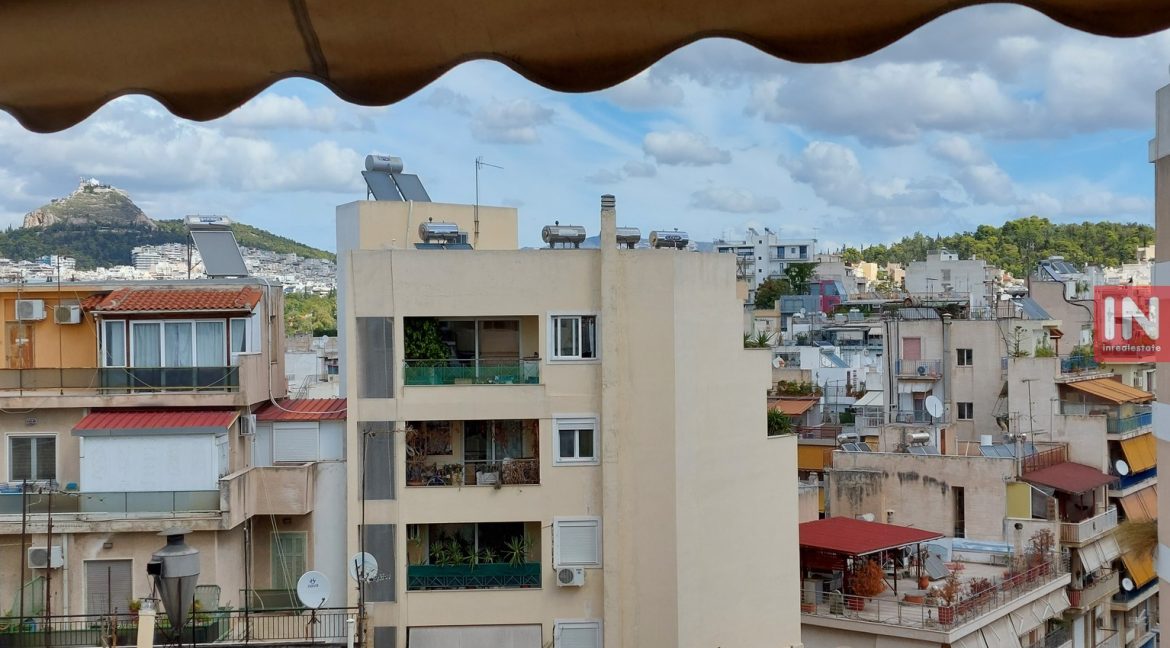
left=407, top=563, right=541, bottom=590
left=403, top=359, right=539, bottom=386
left=100, top=366, right=239, bottom=392
left=0, top=490, right=220, bottom=515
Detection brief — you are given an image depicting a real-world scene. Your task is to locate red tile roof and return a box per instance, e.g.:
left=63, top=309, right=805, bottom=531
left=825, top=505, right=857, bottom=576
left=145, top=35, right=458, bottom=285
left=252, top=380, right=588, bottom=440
left=770, top=398, right=819, bottom=416
left=254, top=398, right=347, bottom=421
left=1022, top=461, right=1118, bottom=494
left=86, top=286, right=262, bottom=313
left=799, top=517, right=944, bottom=556
left=73, top=409, right=239, bottom=434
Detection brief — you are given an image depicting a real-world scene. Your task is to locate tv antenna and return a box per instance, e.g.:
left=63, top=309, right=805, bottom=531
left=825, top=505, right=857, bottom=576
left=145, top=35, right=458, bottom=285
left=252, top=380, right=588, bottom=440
left=474, top=156, right=503, bottom=247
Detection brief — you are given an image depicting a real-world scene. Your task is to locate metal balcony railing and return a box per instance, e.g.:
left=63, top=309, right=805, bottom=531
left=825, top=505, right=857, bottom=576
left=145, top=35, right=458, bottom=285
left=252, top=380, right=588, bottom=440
left=1060, top=507, right=1117, bottom=544
left=1106, top=408, right=1151, bottom=434
left=403, top=359, right=539, bottom=385
left=1060, top=355, right=1100, bottom=374
left=893, top=410, right=945, bottom=424
left=0, top=490, right=220, bottom=515
left=406, top=458, right=540, bottom=487
left=895, top=359, right=942, bottom=378
left=1068, top=570, right=1119, bottom=610
left=100, top=366, right=239, bottom=392
left=407, top=563, right=542, bottom=590
left=1114, top=467, right=1156, bottom=491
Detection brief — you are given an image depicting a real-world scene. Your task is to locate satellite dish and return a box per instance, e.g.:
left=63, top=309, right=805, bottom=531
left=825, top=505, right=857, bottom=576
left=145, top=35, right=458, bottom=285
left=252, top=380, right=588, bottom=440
left=772, top=356, right=784, bottom=368
left=1115, top=459, right=1131, bottom=476
left=925, top=396, right=944, bottom=419
left=296, top=571, right=330, bottom=609
left=348, top=552, right=379, bottom=583
left=1122, top=577, right=1135, bottom=592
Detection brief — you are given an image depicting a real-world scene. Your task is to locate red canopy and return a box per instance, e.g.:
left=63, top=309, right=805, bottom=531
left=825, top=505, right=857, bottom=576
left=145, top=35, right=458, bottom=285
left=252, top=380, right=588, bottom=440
left=799, top=517, right=943, bottom=556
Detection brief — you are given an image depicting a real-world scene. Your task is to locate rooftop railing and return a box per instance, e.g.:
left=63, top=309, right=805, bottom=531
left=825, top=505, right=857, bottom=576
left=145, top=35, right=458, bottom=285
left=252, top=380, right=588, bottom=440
left=0, top=490, right=220, bottom=515
left=895, top=359, right=942, bottom=378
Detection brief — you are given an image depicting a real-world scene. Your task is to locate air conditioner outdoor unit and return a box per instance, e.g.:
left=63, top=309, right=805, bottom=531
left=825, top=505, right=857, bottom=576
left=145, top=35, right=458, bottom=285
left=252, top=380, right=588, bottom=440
left=239, top=414, right=257, bottom=437
left=54, top=305, right=81, bottom=324
left=28, top=546, right=64, bottom=569
left=16, top=300, right=45, bottom=321
left=555, top=566, right=585, bottom=587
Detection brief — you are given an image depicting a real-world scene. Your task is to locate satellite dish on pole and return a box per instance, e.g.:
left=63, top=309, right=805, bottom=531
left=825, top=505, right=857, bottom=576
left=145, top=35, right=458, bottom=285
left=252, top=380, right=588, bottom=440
left=1122, top=577, right=1135, bottom=592
left=1115, top=459, right=1131, bottom=476
left=296, top=571, right=331, bottom=609
left=348, top=552, right=378, bottom=583
left=925, top=395, right=944, bottom=419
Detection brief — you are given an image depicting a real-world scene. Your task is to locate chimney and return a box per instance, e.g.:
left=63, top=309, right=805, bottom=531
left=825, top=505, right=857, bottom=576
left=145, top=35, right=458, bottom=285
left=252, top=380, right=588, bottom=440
left=600, top=194, right=616, bottom=247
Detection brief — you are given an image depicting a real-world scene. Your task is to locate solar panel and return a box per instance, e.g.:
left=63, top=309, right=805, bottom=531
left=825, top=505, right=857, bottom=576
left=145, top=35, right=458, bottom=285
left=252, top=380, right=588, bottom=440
left=924, top=554, right=950, bottom=580
left=190, top=230, right=248, bottom=277
left=362, top=171, right=403, bottom=201
left=908, top=446, right=927, bottom=455
left=857, top=442, right=873, bottom=452
left=921, top=445, right=940, bottom=455
left=391, top=173, right=431, bottom=201
left=840, top=443, right=859, bottom=452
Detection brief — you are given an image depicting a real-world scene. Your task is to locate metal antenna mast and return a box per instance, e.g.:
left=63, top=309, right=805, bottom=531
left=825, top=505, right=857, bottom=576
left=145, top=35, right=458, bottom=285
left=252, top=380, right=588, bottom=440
left=474, top=156, right=502, bottom=247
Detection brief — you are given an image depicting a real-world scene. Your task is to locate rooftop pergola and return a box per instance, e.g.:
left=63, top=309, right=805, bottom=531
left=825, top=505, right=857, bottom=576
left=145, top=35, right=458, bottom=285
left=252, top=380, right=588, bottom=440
left=799, top=517, right=944, bottom=597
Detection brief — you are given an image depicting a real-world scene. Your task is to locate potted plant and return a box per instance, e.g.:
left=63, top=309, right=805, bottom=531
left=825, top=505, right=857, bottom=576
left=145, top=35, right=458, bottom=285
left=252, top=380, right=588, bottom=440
left=937, top=564, right=964, bottom=625
left=968, top=577, right=994, bottom=608
left=405, top=426, right=428, bottom=486
left=1026, top=529, right=1055, bottom=577
left=845, top=558, right=885, bottom=610
left=504, top=535, right=532, bottom=567
left=404, top=318, right=450, bottom=383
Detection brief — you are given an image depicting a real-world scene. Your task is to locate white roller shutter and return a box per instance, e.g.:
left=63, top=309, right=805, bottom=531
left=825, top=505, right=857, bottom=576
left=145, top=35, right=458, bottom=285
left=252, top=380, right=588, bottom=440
left=554, top=517, right=601, bottom=566
left=408, top=625, right=541, bottom=647
left=555, top=621, right=601, bottom=648
left=86, top=559, right=132, bottom=615
left=981, top=615, right=1022, bottom=648
left=952, top=630, right=989, bottom=648
left=273, top=422, right=319, bottom=462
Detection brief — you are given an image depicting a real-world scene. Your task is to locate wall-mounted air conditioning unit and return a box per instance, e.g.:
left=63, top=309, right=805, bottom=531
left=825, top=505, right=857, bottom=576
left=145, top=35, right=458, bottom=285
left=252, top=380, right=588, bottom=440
left=28, top=546, right=64, bottom=569
left=555, top=566, right=585, bottom=587
left=54, top=305, right=81, bottom=324
left=239, top=414, right=257, bottom=437
left=16, top=300, right=46, bottom=321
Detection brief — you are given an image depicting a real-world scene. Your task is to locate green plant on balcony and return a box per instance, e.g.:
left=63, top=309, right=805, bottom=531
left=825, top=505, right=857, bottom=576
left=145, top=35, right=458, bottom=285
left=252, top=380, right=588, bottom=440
left=1034, top=341, right=1056, bottom=358
left=743, top=331, right=773, bottom=348
left=478, top=547, right=499, bottom=565
left=767, top=409, right=794, bottom=437
left=505, top=535, right=533, bottom=567
left=775, top=380, right=821, bottom=396
left=404, top=426, right=428, bottom=486
left=1009, top=326, right=1031, bottom=358
left=404, top=318, right=449, bottom=367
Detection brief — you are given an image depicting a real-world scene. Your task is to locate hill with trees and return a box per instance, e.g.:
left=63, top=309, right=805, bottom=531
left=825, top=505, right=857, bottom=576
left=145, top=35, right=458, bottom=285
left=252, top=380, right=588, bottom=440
left=841, top=216, right=1153, bottom=277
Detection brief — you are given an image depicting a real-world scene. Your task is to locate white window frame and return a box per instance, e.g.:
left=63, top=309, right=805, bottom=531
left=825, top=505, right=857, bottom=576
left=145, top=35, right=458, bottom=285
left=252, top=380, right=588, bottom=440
left=7, top=433, right=57, bottom=482
left=554, top=619, right=602, bottom=648
left=100, top=320, right=127, bottom=368
left=127, top=318, right=229, bottom=368
left=554, top=416, right=599, bottom=466
left=956, top=348, right=973, bottom=367
left=549, top=313, right=599, bottom=362
left=553, top=516, right=602, bottom=568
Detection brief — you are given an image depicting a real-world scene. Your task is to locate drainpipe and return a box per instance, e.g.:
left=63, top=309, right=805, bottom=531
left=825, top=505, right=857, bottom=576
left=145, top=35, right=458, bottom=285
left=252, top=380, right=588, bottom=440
left=942, top=314, right=952, bottom=433
left=599, top=195, right=622, bottom=648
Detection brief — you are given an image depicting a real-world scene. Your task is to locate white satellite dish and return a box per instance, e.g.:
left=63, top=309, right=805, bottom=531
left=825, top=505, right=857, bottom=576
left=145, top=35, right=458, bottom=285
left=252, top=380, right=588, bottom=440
left=772, top=356, right=783, bottom=368
left=925, top=395, right=944, bottom=419
left=1122, top=577, right=1135, bottom=592
left=348, top=552, right=379, bottom=583
left=296, top=571, right=330, bottom=609
left=1115, top=459, right=1131, bottom=476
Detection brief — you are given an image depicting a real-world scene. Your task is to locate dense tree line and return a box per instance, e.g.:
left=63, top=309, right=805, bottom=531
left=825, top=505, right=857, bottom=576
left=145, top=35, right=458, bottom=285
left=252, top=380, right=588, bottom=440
left=285, top=292, right=337, bottom=336
left=839, top=216, right=1153, bottom=278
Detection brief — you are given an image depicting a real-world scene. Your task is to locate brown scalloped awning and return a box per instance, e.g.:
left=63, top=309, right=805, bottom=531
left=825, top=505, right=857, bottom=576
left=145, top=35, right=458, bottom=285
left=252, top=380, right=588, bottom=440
left=2, top=0, right=1169, bottom=133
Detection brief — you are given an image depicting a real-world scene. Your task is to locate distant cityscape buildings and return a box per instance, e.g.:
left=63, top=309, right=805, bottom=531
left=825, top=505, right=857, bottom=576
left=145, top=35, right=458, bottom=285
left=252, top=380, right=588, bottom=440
left=0, top=243, right=336, bottom=293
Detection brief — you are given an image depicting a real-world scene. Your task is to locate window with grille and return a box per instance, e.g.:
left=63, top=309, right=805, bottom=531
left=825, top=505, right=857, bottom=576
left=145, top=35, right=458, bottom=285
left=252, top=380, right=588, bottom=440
left=9, top=435, right=55, bottom=481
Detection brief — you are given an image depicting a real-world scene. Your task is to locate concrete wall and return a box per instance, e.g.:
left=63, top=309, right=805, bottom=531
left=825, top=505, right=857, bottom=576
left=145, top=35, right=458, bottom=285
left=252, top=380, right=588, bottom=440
left=802, top=625, right=942, bottom=648
left=338, top=203, right=803, bottom=648
left=336, top=200, right=518, bottom=251
left=80, top=434, right=220, bottom=492
left=1028, top=280, right=1093, bottom=347
left=948, top=320, right=1009, bottom=440
left=830, top=451, right=1016, bottom=542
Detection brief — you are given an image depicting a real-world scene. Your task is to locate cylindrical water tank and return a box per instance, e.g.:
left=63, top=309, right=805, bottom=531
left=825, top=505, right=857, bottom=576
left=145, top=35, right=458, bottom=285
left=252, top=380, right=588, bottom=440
left=542, top=224, right=587, bottom=248
left=365, top=155, right=404, bottom=173
left=650, top=230, right=689, bottom=249
left=615, top=227, right=641, bottom=247
left=418, top=221, right=460, bottom=241
left=906, top=432, right=931, bottom=445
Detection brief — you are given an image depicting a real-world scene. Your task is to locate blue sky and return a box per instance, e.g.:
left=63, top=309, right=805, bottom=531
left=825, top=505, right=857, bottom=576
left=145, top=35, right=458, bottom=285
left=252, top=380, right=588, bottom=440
left=0, top=5, right=1167, bottom=252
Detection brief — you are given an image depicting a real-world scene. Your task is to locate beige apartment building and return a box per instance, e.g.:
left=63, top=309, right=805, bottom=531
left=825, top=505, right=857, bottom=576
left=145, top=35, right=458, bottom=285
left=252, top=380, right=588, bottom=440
left=336, top=195, right=801, bottom=647
left=1152, top=78, right=1170, bottom=648
left=0, top=280, right=351, bottom=628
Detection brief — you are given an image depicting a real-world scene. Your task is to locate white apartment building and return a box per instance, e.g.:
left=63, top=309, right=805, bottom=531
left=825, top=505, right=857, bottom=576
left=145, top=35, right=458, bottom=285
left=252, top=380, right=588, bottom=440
left=714, top=227, right=816, bottom=297
left=337, top=195, right=802, bottom=648
left=905, top=250, right=999, bottom=310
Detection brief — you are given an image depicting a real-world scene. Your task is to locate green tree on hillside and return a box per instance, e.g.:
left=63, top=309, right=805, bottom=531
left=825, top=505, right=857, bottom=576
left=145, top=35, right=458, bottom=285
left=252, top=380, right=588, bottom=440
left=754, top=277, right=791, bottom=310
left=284, top=293, right=337, bottom=336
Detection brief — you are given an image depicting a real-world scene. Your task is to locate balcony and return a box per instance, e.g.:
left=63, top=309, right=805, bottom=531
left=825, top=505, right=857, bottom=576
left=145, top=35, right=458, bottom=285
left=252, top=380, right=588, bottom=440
left=1111, top=467, right=1156, bottom=493
left=220, top=464, right=315, bottom=528
left=1060, top=355, right=1100, bottom=375
left=0, top=490, right=219, bottom=515
left=407, top=563, right=542, bottom=591
left=403, top=359, right=539, bottom=385
left=0, top=355, right=264, bottom=407
left=1106, top=408, right=1151, bottom=435
left=1068, top=570, right=1119, bottom=611
left=1060, top=507, right=1117, bottom=545
left=893, top=409, right=946, bottom=424
left=406, top=420, right=540, bottom=487
left=895, top=359, right=942, bottom=378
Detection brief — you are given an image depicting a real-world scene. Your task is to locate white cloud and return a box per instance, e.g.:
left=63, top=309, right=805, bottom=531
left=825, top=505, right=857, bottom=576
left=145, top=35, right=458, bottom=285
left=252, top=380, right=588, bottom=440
left=929, top=136, right=1015, bottom=205
left=586, top=168, right=624, bottom=184
left=622, top=160, right=657, bottom=178
left=643, top=131, right=731, bottom=166
left=784, top=141, right=955, bottom=210
left=605, top=71, right=684, bottom=109
left=690, top=187, right=780, bottom=213
left=425, top=87, right=473, bottom=115
left=221, top=94, right=372, bottom=132
left=472, top=98, right=554, bottom=144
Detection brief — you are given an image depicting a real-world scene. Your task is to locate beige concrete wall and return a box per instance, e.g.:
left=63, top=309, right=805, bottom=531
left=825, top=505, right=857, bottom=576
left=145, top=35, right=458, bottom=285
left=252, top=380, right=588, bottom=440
left=0, top=408, right=85, bottom=486
left=802, top=625, right=942, bottom=648
left=338, top=207, right=802, bottom=648
left=1028, top=280, right=1093, bottom=346
left=830, top=452, right=1016, bottom=542
left=338, top=200, right=518, bottom=251
left=949, top=320, right=1010, bottom=440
